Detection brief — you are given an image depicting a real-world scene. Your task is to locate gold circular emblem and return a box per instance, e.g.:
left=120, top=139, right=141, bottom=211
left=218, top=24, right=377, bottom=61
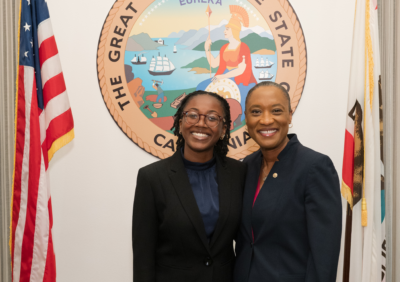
left=205, top=79, right=241, bottom=103
left=96, top=0, right=307, bottom=159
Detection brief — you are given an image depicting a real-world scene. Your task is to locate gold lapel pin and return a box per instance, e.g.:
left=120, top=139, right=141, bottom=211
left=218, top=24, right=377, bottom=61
left=273, top=173, right=278, bottom=178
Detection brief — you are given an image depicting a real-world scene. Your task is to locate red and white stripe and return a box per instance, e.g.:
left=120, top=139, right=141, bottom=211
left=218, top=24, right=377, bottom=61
left=38, top=19, right=73, bottom=165
left=12, top=18, right=72, bottom=282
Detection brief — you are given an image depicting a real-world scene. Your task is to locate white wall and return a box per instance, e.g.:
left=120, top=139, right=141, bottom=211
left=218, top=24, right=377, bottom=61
left=47, top=0, right=355, bottom=281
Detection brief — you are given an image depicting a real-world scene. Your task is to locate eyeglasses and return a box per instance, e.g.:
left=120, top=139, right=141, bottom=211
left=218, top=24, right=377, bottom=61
left=182, top=111, right=224, bottom=128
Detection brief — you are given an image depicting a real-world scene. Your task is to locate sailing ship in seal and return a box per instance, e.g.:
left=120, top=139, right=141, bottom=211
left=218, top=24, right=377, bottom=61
left=255, top=57, right=274, bottom=68
left=259, top=70, right=274, bottom=81
left=131, top=54, right=147, bottom=65
left=148, top=53, right=176, bottom=76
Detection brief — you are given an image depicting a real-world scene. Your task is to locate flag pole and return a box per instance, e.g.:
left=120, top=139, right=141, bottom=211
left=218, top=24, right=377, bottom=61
left=342, top=204, right=352, bottom=282
left=205, top=5, right=212, bottom=78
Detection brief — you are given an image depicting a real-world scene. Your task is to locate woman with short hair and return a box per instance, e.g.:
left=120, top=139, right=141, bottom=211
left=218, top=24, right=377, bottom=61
left=234, top=82, right=342, bottom=282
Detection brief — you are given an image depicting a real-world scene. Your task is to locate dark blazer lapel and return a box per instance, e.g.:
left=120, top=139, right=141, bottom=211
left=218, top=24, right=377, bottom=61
left=242, top=151, right=262, bottom=238
left=253, top=160, right=286, bottom=236
left=210, top=155, right=230, bottom=248
left=167, top=151, right=211, bottom=253
left=253, top=136, right=299, bottom=236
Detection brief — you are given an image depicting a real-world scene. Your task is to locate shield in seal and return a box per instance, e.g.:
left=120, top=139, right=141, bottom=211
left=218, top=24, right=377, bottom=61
left=96, top=0, right=307, bottom=159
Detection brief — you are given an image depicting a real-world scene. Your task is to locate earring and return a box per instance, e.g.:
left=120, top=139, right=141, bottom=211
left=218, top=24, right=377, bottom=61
left=220, top=135, right=225, bottom=140
left=289, top=123, right=293, bottom=128
left=179, top=128, right=182, bottom=134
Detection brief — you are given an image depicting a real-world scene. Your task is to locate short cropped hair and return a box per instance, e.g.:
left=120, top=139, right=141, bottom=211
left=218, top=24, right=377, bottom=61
left=245, top=81, right=292, bottom=112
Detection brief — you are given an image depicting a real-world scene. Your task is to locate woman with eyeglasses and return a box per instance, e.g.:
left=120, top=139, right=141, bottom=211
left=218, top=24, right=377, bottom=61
left=132, top=90, right=247, bottom=282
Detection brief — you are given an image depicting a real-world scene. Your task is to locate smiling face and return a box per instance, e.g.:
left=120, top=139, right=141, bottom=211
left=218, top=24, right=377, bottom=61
left=179, top=95, right=227, bottom=160
left=224, top=26, right=233, bottom=38
left=245, top=86, right=292, bottom=152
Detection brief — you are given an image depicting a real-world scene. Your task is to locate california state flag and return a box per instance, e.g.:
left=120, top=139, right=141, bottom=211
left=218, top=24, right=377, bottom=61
left=336, top=0, right=386, bottom=282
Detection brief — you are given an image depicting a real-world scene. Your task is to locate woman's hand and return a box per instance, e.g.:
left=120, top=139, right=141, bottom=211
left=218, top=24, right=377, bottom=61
left=211, top=74, right=224, bottom=83
left=238, top=56, right=246, bottom=73
left=205, top=37, right=212, bottom=52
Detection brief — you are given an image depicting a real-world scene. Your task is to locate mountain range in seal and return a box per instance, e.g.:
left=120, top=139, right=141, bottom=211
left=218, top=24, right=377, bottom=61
left=126, top=33, right=167, bottom=52
left=173, top=20, right=273, bottom=50
left=126, top=20, right=273, bottom=52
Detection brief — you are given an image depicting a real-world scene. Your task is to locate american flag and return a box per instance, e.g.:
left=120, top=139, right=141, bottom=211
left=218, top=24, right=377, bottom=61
left=10, top=0, right=74, bottom=281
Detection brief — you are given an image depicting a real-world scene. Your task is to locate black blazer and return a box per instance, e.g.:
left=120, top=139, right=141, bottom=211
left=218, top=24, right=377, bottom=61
left=132, top=151, right=246, bottom=282
left=234, top=134, right=342, bottom=282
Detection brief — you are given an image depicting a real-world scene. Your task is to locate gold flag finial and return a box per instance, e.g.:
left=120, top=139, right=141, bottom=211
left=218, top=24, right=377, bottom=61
left=205, top=4, right=212, bottom=17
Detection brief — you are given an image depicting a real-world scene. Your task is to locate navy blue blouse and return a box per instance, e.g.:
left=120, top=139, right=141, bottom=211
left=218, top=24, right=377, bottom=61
left=181, top=151, right=219, bottom=241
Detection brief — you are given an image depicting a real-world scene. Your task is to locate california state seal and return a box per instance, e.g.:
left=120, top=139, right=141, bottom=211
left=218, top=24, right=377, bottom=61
left=97, top=0, right=307, bottom=159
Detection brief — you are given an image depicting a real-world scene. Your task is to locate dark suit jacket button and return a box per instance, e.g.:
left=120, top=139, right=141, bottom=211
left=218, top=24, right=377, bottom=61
left=204, top=257, right=213, bottom=266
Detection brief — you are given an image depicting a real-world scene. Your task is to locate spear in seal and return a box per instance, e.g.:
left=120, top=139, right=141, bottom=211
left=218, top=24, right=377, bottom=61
left=205, top=5, right=212, bottom=78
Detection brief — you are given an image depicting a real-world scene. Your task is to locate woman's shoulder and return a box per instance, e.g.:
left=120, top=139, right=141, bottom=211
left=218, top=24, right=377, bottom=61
left=240, top=141, right=333, bottom=168
left=295, top=145, right=339, bottom=191
left=297, top=143, right=333, bottom=165
left=293, top=144, right=337, bottom=178
left=224, top=156, right=247, bottom=171
left=222, top=157, right=247, bottom=182
left=138, top=157, right=171, bottom=175
left=239, top=42, right=250, bottom=51
left=242, top=150, right=261, bottom=164
left=220, top=43, right=229, bottom=52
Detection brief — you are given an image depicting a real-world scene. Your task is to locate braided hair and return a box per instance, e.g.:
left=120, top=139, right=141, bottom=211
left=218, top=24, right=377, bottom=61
left=171, top=90, right=232, bottom=157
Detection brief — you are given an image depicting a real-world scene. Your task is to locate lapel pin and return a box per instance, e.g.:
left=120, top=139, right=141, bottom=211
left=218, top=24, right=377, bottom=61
left=273, top=173, right=278, bottom=178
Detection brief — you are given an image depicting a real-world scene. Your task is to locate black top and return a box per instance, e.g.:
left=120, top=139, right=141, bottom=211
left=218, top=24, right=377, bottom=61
left=181, top=151, right=219, bottom=241
left=234, top=134, right=342, bottom=282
